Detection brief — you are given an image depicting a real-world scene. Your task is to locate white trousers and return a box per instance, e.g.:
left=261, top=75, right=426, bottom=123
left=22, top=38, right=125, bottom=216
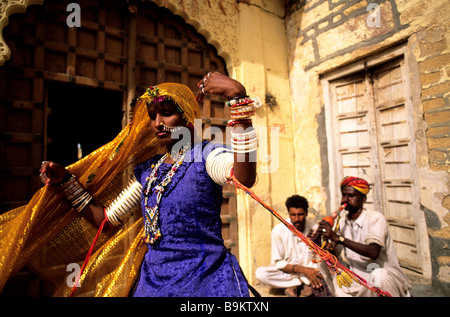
left=255, top=266, right=306, bottom=289
left=319, top=263, right=411, bottom=297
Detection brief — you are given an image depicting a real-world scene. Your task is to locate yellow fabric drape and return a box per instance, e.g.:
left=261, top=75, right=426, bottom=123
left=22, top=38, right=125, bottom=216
left=0, top=83, right=200, bottom=296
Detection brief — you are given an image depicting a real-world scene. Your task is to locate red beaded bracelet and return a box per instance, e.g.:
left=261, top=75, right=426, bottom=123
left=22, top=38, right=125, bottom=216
left=227, top=119, right=252, bottom=126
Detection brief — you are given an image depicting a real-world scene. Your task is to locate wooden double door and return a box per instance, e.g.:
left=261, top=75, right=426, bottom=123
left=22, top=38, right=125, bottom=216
left=0, top=0, right=238, bottom=256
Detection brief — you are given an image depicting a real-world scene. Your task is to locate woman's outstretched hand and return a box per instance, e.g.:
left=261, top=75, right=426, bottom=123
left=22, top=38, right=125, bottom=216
left=196, top=72, right=247, bottom=103
left=40, top=161, right=70, bottom=186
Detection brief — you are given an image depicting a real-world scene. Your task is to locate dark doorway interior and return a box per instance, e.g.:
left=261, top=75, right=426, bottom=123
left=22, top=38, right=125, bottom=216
left=46, top=82, right=123, bottom=167
left=1, top=84, right=124, bottom=297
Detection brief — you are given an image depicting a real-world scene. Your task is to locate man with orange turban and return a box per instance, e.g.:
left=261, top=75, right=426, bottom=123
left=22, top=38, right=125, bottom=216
left=340, top=176, right=370, bottom=196
left=316, top=176, right=411, bottom=297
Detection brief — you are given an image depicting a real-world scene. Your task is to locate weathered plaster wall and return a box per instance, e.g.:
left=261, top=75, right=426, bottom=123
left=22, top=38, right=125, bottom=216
left=285, top=0, right=449, bottom=295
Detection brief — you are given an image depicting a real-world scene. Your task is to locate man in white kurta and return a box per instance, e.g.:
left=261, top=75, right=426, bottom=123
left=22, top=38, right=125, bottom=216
left=316, top=176, right=411, bottom=297
left=255, top=195, right=323, bottom=296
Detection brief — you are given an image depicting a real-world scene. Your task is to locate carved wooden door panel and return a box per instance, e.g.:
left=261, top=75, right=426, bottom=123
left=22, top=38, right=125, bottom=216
left=0, top=5, right=45, bottom=214
left=327, top=56, right=427, bottom=276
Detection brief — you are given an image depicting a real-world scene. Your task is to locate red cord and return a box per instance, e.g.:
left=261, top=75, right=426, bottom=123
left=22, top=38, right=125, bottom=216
left=227, top=169, right=392, bottom=297
left=69, top=210, right=109, bottom=297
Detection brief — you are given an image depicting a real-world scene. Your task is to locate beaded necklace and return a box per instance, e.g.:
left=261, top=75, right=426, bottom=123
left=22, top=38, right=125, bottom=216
left=143, top=145, right=188, bottom=245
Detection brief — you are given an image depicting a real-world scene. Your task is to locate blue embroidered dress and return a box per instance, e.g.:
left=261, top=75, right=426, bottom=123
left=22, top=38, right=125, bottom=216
left=132, top=142, right=249, bottom=297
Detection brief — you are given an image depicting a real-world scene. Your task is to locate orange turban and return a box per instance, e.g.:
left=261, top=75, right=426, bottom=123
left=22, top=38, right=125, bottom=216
left=340, top=176, right=370, bottom=195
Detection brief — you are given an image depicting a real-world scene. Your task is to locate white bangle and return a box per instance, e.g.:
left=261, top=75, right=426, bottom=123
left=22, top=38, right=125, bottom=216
left=232, top=147, right=258, bottom=154
left=105, top=176, right=142, bottom=226
left=231, top=143, right=258, bottom=151
left=230, top=105, right=255, bottom=114
left=230, top=134, right=258, bottom=153
left=76, top=194, right=93, bottom=213
left=226, top=97, right=252, bottom=107
left=230, top=129, right=257, bottom=141
left=206, top=147, right=234, bottom=186
left=231, top=138, right=258, bottom=146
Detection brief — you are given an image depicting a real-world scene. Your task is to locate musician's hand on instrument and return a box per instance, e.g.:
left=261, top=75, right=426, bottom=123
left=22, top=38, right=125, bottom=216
left=318, top=220, right=340, bottom=243
left=308, top=226, right=322, bottom=244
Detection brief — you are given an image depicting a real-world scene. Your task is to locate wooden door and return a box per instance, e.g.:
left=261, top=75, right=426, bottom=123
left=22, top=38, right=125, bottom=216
left=372, top=59, right=422, bottom=273
left=0, top=5, right=45, bottom=213
left=331, top=73, right=379, bottom=210
left=326, top=56, right=426, bottom=275
left=0, top=0, right=128, bottom=213
left=0, top=0, right=238, bottom=256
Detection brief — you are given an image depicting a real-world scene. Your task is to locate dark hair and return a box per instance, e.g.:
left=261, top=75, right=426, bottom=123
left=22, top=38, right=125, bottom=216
left=285, top=195, right=309, bottom=211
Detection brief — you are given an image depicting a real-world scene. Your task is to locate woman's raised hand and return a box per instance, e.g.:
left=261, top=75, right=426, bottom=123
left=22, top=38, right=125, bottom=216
left=196, top=72, right=247, bottom=103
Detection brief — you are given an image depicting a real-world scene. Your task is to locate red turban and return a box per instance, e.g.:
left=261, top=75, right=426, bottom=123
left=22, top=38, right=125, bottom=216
left=340, top=176, right=370, bottom=195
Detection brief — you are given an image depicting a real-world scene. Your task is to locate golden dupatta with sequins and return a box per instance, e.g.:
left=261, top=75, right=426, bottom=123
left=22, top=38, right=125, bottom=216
left=0, top=83, right=200, bottom=296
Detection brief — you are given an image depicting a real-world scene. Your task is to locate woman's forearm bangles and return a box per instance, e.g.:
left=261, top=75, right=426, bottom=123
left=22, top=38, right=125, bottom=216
left=61, top=175, right=93, bottom=213
left=61, top=174, right=140, bottom=226
left=230, top=129, right=257, bottom=154
left=226, top=97, right=257, bottom=154
left=206, top=147, right=234, bottom=186
left=227, top=97, right=256, bottom=127
left=104, top=177, right=142, bottom=226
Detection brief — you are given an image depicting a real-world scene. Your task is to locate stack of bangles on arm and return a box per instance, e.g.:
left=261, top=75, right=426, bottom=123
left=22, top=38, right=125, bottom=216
left=104, top=176, right=141, bottom=226
left=61, top=174, right=141, bottom=226
left=61, top=175, right=94, bottom=213
left=60, top=174, right=142, bottom=297
left=226, top=96, right=257, bottom=154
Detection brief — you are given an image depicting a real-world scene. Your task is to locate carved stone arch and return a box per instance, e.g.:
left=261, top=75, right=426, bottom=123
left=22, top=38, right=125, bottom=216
left=149, top=0, right=239, bottom=73
left=0, top=0, right=44, bottom=66
left=0, top=1, right=240, bottom=71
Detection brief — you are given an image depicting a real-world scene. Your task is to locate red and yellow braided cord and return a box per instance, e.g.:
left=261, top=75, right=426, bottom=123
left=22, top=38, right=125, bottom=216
left=227, top=170, right=391, bottom=297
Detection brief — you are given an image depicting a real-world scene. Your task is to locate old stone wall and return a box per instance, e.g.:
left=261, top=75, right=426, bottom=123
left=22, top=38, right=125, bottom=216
left=286, top=0, right=449, bottom=295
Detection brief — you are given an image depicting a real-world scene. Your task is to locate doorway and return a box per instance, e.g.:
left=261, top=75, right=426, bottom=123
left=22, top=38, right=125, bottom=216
left=46, top=82, right=123, bottom=167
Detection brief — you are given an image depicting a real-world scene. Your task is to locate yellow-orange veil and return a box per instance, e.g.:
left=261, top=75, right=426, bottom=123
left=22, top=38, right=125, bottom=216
left=0, top=83, right=200, bottom=296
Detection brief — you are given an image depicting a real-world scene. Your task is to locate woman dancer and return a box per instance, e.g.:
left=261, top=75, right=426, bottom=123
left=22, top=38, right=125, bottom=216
left=1, top=73, right=257, bottom=297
